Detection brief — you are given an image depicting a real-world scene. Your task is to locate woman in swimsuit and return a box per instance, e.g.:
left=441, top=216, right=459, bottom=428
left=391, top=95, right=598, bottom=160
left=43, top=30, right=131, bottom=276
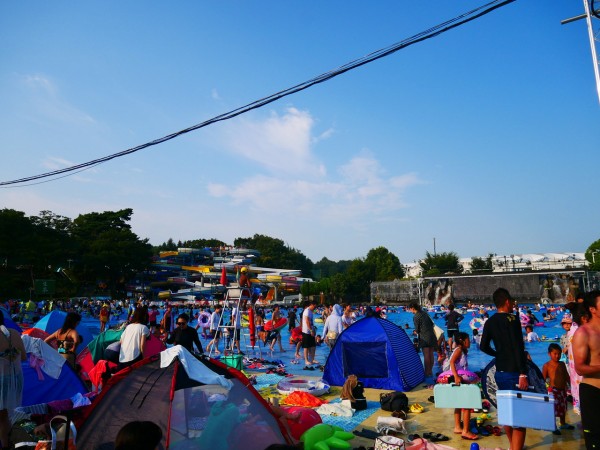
left=45, top=312, right=81, bottom=368
left=0, top=310, right=26, bottom=450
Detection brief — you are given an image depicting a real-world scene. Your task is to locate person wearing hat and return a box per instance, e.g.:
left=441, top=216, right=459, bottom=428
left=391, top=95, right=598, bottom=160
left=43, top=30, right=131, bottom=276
left=99, top=303, right=110, bottom=332
left=239, top=266, right=251, bottom=289
left=560, top=316, right=572, bottom=356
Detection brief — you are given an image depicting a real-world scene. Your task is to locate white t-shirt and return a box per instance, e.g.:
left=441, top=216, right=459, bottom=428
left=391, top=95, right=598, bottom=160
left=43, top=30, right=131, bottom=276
left=232, top=307, right=242, bottom=329
left=119, top=323, right=150, bottom=363
left=210, top=311, right=221, bottom=331
left=526, top=331, right=540, bottom=342
left=302, top=308, right=313, bottom=334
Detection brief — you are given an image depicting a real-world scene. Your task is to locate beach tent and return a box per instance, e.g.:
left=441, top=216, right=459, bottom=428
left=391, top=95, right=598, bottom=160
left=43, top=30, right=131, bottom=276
left=322, top=316, right=424, bottom=391
left=76, top=328, right=166, bottom=386
left=21, top=335, right=89, bottom=407
left=77, top=346, right=292, bottom=449
left=33, top=310, right=94, bottom=350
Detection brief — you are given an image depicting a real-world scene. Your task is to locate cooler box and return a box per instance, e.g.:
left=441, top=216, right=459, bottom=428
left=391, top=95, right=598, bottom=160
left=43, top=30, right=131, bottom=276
left=221, top=354, right=243, bottom=371
left=434, top=384, right=482, bottom=409
left=497, top=390, right=555, bottom=431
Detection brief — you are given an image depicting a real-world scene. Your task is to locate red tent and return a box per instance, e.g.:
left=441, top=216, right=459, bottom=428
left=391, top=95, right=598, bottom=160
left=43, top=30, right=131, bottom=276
left=77, top=347, right=292, bottom=449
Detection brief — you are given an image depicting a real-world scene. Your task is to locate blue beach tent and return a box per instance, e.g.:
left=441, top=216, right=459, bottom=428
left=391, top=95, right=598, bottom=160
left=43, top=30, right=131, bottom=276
left=33, top=310, right=94, bottom=350
left=322, top=316, right=424, bottom=391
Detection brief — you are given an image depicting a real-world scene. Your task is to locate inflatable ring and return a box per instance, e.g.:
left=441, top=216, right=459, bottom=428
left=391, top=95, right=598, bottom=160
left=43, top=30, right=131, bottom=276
left=264, top=317, right=288, bottom=332
left=277, top=377, right=331, bottom=397
left=469, top=318, right=484, bottom=330
left=534, top=322, right=545, bottom=327
left=437, top=369, right=480, bottom=384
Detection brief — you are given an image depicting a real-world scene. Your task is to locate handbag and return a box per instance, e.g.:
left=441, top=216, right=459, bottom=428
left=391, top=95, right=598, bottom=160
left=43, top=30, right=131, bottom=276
left=380, top=391, right=409, bottom=413
left=34, top=415, right=77, bottom=450
left=375, top=435, right=405, bottom=450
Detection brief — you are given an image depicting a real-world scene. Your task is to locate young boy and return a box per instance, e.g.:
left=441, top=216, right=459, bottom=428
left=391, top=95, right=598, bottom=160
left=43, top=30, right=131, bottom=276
left=525, top=325, right=540, bottom=342
left=542, top=343, right=574, bottom=434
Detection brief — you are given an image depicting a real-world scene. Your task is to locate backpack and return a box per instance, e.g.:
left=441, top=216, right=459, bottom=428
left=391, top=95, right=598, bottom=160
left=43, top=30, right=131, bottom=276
left=380, top=391, right=409, bottom=413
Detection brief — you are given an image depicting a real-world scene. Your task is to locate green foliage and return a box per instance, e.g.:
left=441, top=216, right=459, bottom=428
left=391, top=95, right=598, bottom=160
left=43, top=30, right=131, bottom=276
left=420, top=251, right=463, bottom=276
left=586, top=239, right=600, bottom=271
left=470, top=253, right=494, bottom=273
left=234, top=234, right=313, bottom=277
left=71, top=209, right=153, bottom=297
left=364, top=246, right=404, bottom=281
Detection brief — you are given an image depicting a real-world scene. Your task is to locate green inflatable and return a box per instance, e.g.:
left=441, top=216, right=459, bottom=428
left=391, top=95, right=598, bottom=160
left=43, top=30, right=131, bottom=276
left=300, top=423, right=354, bottom=450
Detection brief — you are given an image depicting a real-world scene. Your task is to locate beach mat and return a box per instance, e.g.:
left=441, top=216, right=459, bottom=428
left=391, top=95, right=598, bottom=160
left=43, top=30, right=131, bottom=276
left=320, top=400, right=380, bottom=431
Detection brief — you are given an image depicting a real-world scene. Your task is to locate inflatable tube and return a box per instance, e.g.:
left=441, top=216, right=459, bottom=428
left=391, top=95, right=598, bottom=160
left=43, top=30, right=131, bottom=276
left=535, top=322, right=545, bottom=327
left=469, top=318, right=484, bottom=330
left=281, top=406, right=322, bottom=440
left=248, top=307, right=256, bottom=347
left=519, top=313, right=529, bottom=327
left=277, top=377, right=331, bottom=397
left=437, top=370, right=480, bottom=384
left=198, top=311, right=211, bottom=329
left=314, top=317, right=324, bottom=324
left=264, top=317, right=287, bottom=332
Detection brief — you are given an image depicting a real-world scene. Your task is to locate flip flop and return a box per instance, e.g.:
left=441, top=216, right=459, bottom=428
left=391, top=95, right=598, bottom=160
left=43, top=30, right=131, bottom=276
left=492, top=426, right=502, bottom=436
left=409, top=403, right=424, bottom=413
left=478, top=426, right=490, bottom=437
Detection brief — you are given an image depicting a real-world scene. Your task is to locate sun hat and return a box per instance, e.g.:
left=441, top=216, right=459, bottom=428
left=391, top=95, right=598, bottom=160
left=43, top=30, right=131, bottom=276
left=561, top=316, right=573, bottom=324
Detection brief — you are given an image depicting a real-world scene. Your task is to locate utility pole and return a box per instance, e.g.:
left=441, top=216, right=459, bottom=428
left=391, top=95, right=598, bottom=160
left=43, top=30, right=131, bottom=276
left=562, top=1, right=600, bottom=103
left=433, top=237, right=437, bottom=257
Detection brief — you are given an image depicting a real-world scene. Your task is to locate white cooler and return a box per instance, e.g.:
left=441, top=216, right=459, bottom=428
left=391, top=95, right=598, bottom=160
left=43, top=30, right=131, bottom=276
left=497, top=390, right=556, bottom=431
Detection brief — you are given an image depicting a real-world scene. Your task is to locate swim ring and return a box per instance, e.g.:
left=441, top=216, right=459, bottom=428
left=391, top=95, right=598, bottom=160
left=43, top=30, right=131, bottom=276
left=437, top=370, right=480, bottom=384
left=198, top=311, right=211, bottom=329
left=469, top=318, right=484, bottom=330
left=534, top=322, right=545, bottom=327
left=277, top=377, right=331, bottom=397
left=264, top=317, right=287, bottom=332
left=314, top=317, right=324, bottom=324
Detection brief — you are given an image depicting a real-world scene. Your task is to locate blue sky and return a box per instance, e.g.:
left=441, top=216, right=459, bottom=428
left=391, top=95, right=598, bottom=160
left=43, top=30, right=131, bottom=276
left=1, top=1, right=598, bottom=264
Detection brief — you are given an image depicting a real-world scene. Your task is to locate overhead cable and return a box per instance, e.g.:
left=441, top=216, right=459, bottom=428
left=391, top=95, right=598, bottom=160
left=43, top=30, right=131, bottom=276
left=1, top=0, right=516, bottom=187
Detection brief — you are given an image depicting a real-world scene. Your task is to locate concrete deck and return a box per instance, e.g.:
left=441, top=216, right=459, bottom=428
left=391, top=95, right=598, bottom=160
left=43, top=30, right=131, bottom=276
left=344, top=384, right=584, bottom=450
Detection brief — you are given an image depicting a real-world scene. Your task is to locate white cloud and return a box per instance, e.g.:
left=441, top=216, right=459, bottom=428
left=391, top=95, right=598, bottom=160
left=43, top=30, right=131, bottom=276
left=225, top=107, right=326, bottom=176
left=20, top=73, right=96, bottom=125
left=210, top=111, right=423, bottom=225
left=211, top=88, right=221, bottom=100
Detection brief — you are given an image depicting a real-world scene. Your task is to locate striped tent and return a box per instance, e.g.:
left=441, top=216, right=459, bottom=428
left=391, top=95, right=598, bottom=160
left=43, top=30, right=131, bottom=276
left=322, top=316, right=424, bottom=391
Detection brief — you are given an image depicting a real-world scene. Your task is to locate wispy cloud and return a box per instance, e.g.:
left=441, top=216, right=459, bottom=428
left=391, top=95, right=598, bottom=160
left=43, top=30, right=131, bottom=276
left=20, top=73, right=96, bottom=125
left=211, top=88, right=221, bottom=100
left=210, top=111, right=423, bottom=224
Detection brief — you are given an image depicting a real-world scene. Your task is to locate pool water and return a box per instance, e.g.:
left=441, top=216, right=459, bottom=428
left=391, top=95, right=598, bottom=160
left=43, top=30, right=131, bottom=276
left=80, top=307, right=567, bottom=378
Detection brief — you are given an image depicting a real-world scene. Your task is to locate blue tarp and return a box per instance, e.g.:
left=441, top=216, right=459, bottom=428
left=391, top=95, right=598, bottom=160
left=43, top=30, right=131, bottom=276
left=33, top=311, right=94, bottom=350
left=322, top=316, right=424, bottom=391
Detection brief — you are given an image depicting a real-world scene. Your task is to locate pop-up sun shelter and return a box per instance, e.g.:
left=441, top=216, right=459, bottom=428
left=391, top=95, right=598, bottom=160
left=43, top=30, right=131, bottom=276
left=78, top=346, right=291, bottom=449
left=322, top=316, right=424, bottom=391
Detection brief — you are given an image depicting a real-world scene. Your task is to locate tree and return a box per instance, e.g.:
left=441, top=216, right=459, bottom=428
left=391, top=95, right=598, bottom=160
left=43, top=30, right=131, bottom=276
left=234, top=234, right=313, bottom=277
left=71, top=209, right=153, bottom=297
left=364, top=246, right=404, bottom=281
left=420, top=251, right=463, bottom=276
left=586, top=239, right=600, bottom=271
left=470, top=253, right=494, bottom=273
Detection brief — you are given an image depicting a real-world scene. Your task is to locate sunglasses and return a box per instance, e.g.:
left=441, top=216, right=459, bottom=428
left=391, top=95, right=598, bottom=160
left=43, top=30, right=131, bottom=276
left=177, top=322, right=186, bottom=326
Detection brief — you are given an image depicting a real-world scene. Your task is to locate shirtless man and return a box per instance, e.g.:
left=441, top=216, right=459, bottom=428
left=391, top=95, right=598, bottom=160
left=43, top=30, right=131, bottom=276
left=572, top=290, right=600, bottom=450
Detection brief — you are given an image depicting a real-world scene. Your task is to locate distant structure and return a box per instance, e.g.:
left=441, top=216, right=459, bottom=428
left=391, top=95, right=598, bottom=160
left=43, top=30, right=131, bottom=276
left=373, top=252, right=596, bottom=305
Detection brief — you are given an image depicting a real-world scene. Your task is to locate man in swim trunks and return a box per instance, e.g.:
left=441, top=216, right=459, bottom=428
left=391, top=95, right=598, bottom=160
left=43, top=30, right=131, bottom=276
left=572, top=290, right=600, bottom=450
left=302, top=300, right=318, bottom=369
left=480, top=288, right=528, bottom=450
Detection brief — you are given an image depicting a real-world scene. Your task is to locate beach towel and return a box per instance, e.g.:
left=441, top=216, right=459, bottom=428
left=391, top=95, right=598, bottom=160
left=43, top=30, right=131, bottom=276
left=281, top=391, right=327, bottom=407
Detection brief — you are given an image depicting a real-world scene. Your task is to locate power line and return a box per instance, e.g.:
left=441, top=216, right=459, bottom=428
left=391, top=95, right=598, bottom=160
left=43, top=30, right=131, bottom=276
left=1, top=0, right=516, bottom=187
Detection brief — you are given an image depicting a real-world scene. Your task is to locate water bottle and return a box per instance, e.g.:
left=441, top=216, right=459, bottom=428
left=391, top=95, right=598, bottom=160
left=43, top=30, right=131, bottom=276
left=470, top=443, right=480, bottom=450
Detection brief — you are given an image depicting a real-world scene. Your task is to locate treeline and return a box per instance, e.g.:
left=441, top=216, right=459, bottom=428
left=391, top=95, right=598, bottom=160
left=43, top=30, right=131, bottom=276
left=1, top=207, right=495, bottom=302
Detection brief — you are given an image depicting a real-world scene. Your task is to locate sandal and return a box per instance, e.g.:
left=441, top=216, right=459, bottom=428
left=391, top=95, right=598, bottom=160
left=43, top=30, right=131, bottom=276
left=492, top=426, right=502, bottom=436
left=409, top=403, right=424, bottom=413
left=423, top=432, right=449, bottom=442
